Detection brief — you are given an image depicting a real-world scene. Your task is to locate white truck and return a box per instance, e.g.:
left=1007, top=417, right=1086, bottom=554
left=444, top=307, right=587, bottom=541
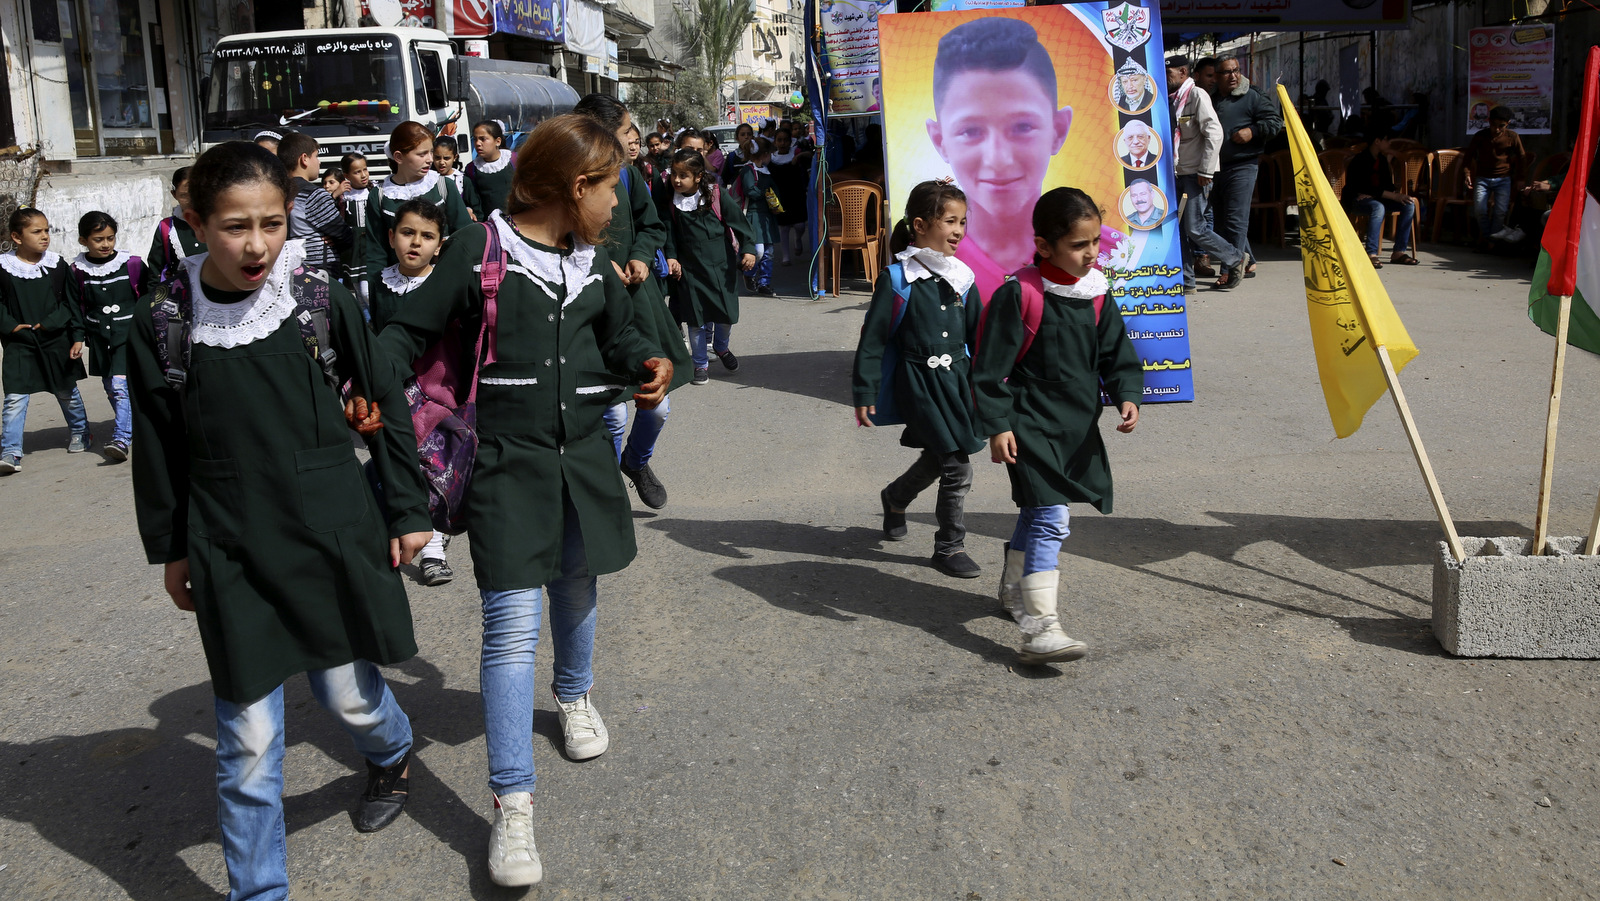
left=201, top=27, right=579, bottom=174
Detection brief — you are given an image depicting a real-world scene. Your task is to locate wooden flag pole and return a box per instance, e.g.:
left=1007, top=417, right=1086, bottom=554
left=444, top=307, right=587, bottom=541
left=1584, top=489, right=1600, bottom=555
left=1533, top=295, right=1574, bottom=556
left=1377, top=344, right=1466, bottom=562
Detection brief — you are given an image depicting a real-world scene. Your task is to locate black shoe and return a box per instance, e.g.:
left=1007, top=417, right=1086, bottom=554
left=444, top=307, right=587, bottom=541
left=744, top=276, right=757, bottom=292
left=756, top=285, right=777, bottom=297
left=103, top=440, right=129, bottom=463
left=1216, top=259, right=1246, bottom=290
left=355, top=749, right=410, bottom=833
left=932, top=551, right=982, bottom=579
left=622, top=462, right=668, bottom=509
left=716, top=349, right=740, bottom=372
left=880, top=488, right=907, bottom=541
left=418, top=557, right=453, bottom=586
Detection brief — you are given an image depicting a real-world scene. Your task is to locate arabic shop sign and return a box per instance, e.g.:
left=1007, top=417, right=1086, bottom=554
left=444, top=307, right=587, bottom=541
left=495, top=0, right=561, bottom=40
left=1160, top=0, right=1411, bottom=30
left=215, top=37, right=400, bottom=59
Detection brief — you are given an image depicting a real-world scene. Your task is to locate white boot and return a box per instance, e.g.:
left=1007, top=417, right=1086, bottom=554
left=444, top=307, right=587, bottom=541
left=1017, top=570, right=1087, bottom=664
left=998, top=541, right=1026, bottom=623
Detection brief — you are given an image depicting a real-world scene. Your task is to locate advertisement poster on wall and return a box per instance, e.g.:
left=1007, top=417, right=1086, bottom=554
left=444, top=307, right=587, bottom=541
left=1466, top=24, right=1554, bottom=134
left=877, top=2, right=1193, bottom=402
left=822, top=0, right=896, bottom=116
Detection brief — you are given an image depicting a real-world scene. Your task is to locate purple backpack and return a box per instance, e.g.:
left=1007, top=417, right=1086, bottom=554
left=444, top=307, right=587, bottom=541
left=402, top=222, right=504, bottom=535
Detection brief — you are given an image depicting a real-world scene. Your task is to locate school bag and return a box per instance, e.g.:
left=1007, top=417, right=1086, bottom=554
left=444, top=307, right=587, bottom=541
left=866, top=262, right=915, bottom=426
left=153, top=218, right=186, bottom=285
left=973, top=265, right=1104, bottom=366
left=666, top=186, right=741, bottom=256
left=621, top=166, right=672, bottom=280
left=401, top=221, right=503, bottom=535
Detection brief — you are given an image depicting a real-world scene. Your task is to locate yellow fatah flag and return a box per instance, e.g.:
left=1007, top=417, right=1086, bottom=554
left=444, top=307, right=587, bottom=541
left=1277, top=83, right=1419, bottom=438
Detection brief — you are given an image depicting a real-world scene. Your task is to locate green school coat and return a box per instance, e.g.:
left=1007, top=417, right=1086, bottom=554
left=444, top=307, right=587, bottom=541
left=738, top=166, right=780, bottom=245
left=146, top=214, right=205, bottom=286
left=363, top=171, right=474, bottom=277
left=128, top=258, right=432, bottom=704
left=0, top=253, right=86, bottom=395
left=852, top=269, right=985, bottom=456
left=68, top=252, right=145, bottom=377
left=368, top=265, right=434, bottom=332
left=378, top=218, right=664, bottom=591
left=661, top=186, right=756, bottom=327
left=971, top=275, right=1143, bottom=512
left=610, top=169, right=691, bottom=392
left=465, top=155, right=515, bottom=217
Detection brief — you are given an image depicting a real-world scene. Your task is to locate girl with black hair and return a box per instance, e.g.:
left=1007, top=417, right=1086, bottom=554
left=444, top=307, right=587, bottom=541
left=68, top=210, right=147, bottom=462
left=126, top=141, right=434, bottom=899
left=433, top=135, right=484, bottom=221
left=363, top=121, right=474, bottom=281
left=0, top=208, right=89, bottom=472
left=466, top=119, right=515, bottom=216
left=972, top=187, right=1143, bottom=665
left=147, top=167, right=206, bottom=288
left=736, top=136, right=781, bottom=296
left=852, top=180, right=985, bottom=579
left=660, top=148, right=757, bottom=385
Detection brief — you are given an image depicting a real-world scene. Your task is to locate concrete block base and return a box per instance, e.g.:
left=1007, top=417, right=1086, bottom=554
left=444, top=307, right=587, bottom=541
left=1433, top=536, right=1600, bottom=658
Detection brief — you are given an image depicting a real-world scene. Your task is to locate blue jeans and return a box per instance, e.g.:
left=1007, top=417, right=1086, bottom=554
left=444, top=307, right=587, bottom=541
left=102, top=375, right=131, bottom=445
left=480, top=497, right=597, bottom=796
left=2, top=387, right=89, bottom=458
left=1350, top=196, right=1417, bottom=255
left=753, top=243, right=773, bottom=288
left=1213, top=159, right=1259, bottom=265
left=1178, top=174, right=1243, bottom=287
left=1473, top=176, right=1512, bottom=236
left=1010, top=505, right=1070, bottom=576
left=214, top=661, right=411, bottom=901
left=603, top=395, right=670, bottom=470
left=691, top=322, right=732, bottom=370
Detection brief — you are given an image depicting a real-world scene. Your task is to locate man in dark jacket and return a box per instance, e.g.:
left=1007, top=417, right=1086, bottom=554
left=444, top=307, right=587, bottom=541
left=1210, top=56, right=1283, bottom=285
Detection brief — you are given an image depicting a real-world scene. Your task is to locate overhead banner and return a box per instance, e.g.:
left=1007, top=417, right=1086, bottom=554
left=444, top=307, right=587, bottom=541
left=565, top=0, right=607, bottom=59
left=878, top=2, right=1193, bottom=402
left=822, top=0, right=895, bottom=116
left=1467, top=24, right=1555, bottom=135
left=1160, top=0, right=1409, bottom=30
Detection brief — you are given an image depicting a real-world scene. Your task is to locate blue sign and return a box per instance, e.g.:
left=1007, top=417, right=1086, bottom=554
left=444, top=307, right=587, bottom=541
left=494, top=0, right=562, bottom=41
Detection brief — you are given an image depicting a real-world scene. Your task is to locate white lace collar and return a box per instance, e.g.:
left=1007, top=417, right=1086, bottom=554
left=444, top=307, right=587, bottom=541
left=673, top=191, right=703, bottom=212
left=73, top=251, right=131, bottom=277
left=771, top=149, right=796, bottom=165
left=0, top=251, right=61, bottom=279
left=473, top=152, right=511, bottom=174
left=896, top=246, right=975, bottom=299
left=380, top=169, right=440, bottom=201
left=1041, top=268, right=1109, bottom=299
left=344, top=187, right=370, bottom=205
left=185, top=240, right=308, bottom=349
left=380, top=263, right=432, bottom=295
left=489, top=211, right=599, bottom=308
left=752, top=164, right=770, bottom=175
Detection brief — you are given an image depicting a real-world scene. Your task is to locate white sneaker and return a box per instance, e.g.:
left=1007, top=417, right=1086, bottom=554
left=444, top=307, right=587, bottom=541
left=488, top=791, right=542, bottom=886
left=1487, top=226, right=1513, bottom=242
left=556, top=692, right=610, bottom=760
left=1503, top=227, right=1526, bottom=243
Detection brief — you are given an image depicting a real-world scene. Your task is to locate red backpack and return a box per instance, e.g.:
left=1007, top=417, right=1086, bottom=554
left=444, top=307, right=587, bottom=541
left=975, top=266, right=1105, bottom=364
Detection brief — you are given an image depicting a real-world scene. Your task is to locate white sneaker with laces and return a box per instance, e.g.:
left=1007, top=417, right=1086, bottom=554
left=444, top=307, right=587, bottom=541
left=556, top=692, right=610, bottom=760
left=1503, top=227, right=1526, bottom=243
left=488, top=791, right=542, bottom=886
left=1488, top=226, right=1513, bottom=242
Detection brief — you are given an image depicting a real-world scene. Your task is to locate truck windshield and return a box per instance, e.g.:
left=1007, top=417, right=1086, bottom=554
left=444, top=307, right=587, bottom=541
left=206, top=36, right=407, bottom=134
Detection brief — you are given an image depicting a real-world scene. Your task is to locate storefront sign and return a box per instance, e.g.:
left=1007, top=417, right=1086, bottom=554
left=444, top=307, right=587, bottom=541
left=496, top=0, right=562, bottom=41
left=1467, top=24, right=1555, bottom=134
left=1160, top=0, right=1409, bottom=30
left=822, top=0, right=895, bottom=116
left=438, top=0, right=493, bottom=36
left=360, top=0, right=436, bottom=27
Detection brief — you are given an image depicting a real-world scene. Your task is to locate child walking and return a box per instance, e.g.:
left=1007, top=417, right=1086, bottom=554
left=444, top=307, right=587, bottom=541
left=371, top=198, right=455, bottom=587
left=68, top=211, right=146, bottom=462
left=465, top=120, right=515, bottom=217
left=971, top=187, right=1144, bottom=664
left=127, top=141, right=434, bottom=899
left=852, top=180, right=985, bottom=579
left=434, top=135, right=483, bottom=221
left=147, top=167, right=205, bottom=288
left=661, top=148, right=756, bottom=386
left=736, top=136, right=780, bottom=296
left=363, top=121, right=473, bottom=280
left=1, top=208, right=90, bottom=472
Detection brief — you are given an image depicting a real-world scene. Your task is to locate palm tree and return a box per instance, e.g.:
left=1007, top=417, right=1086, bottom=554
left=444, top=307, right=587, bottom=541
left=675, top=0, right=757, bottom=113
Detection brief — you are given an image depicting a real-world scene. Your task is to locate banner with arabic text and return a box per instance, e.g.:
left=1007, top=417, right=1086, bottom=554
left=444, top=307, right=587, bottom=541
left=1467, top=24, right=1554, bottom=134
left=822, top=0, right=895, bottom=116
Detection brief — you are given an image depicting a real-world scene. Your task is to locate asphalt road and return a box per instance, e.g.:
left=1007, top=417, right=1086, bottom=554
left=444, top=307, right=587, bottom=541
left=2, top=245, right=1599, bottom=900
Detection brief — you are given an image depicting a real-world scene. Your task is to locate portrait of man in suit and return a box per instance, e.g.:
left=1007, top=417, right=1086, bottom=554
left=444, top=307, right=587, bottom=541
left=1117, top=120, right=1160, bottom=170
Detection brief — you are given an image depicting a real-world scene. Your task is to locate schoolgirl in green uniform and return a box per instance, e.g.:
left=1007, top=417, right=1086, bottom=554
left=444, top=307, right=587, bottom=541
left=127, top=142, right=434, bottom=899
left=363, top=121, right=473, bottom=283
left=338, top=152, right=375, bottom=305
left=0, top=208, right=90, bottom=472
left=972, top=187, right=1144, bottom=664
left=465, top=119, right=516, bottom=217
left=377, top=113, right=671, bottom=889
left=146, top=167, right=205, bottom=288
left=68, top=211, right=146, bottom=462
left=853, top=181, right=985, bottom=579
left=433, top=135, right=483, bottom=222
left=737, top=136, right=781, bottom=296
left=661, top=148, right=756, bottom=385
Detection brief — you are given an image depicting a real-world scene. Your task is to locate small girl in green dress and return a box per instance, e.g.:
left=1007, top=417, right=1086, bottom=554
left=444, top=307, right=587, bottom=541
left=662, top=148, right=757, bottom=385
left=852, top=180, right=986, bottom=579
left=69, top=210, right=146, bottom=462
left=736, top=136, right=780, bottom=296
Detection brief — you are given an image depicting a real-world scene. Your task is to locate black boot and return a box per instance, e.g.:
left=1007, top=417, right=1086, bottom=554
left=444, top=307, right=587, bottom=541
left=355, top=749, right=410, bottom=833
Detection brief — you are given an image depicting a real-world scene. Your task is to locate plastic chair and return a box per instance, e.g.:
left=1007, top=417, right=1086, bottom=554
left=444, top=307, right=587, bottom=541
left=827, top=180, right=883, bottom=297
left=1430, top=148, right=1472, bottom=243
left=1317, top=149, right=1352, bottom=200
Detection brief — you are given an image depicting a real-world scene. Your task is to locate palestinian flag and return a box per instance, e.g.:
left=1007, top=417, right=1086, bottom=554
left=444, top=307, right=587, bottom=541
left=1530, top=47, right=1600, bottom=351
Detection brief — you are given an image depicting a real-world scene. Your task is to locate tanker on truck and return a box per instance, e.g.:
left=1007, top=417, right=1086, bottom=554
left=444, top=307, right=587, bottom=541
left=201, top=27, right=579, bottom=175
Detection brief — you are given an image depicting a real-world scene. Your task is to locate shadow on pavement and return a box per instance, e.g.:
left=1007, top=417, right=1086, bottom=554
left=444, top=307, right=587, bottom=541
left=0, top=657, right=519, bottom=900
left=717, top=350, right=854, bottom=407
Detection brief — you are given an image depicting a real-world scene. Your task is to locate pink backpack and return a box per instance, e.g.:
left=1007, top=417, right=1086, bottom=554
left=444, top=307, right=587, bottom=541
left=975, top=266, right=1104, bottom=364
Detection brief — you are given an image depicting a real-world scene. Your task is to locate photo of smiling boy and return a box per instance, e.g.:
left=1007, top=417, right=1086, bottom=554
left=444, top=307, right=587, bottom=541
left=926, top=17, right=1072, bottom=301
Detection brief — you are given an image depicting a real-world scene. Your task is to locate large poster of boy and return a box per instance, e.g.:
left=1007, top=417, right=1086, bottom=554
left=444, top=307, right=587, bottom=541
left=878, top=2, right=1193, bottom=402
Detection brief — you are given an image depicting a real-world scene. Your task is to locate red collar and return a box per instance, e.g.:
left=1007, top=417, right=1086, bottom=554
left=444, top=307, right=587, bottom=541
left=1037, top=261, right=1081, bottom=285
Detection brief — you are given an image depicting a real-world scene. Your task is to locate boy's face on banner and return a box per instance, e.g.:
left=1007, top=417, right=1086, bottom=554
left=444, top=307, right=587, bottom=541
left=927, top=69, right=1072, bottom=220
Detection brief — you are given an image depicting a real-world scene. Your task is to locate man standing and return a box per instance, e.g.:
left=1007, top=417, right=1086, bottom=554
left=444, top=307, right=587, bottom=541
left=1211, top=56, right=1282, bottom=287
left=1166, top=55, right=1243, bottom=292
left=1463, top=106, right=1528, bottom=247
